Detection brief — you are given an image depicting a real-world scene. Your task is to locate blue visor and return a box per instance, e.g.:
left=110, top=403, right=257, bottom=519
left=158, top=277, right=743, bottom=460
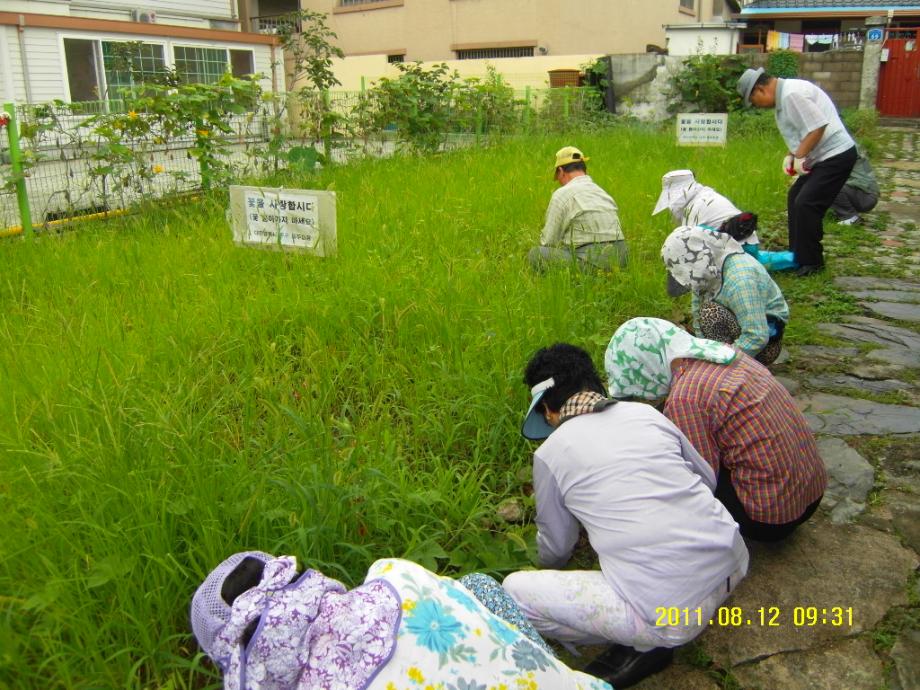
left=521, top=377, right=556, bottom=441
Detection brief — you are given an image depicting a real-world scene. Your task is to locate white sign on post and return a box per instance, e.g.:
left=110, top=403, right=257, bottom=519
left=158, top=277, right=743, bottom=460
left=676, top=113, right=728, bottom=147
left=228, top=185, right=337, bottom=256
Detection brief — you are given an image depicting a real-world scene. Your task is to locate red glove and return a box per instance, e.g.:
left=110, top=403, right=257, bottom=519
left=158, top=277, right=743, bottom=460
left=783, top=153, right=795, bottom=176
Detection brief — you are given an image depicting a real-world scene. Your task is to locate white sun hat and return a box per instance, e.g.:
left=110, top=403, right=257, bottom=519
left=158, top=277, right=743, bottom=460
left=652, top=170, right=696, bottom=216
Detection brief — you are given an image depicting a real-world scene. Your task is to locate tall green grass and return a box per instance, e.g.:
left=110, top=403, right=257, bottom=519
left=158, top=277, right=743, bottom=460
left=1, top=127, right=789, bottom=688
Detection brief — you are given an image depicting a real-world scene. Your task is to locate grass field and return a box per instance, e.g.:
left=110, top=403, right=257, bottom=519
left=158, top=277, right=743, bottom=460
left=0, top=125, right=842, bottom=687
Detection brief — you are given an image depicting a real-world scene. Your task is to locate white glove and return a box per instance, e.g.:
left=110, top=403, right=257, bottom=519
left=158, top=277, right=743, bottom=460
left=793, top=157, right=811, bottom=175
left=782, top=153, right=795, bottom=176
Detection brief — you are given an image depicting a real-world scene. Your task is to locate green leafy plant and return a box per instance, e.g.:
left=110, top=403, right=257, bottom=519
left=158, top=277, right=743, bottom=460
left=766, top=49, right=799, bottom=78
left=668, top=53, right=750, bottom=113
left=582, top=57, right=611, bottom=105
left=275, top=9, right=346, bottom=160
left=451, top=67, right=518, bottom=135
left=363, top=62, right=460, bottom=152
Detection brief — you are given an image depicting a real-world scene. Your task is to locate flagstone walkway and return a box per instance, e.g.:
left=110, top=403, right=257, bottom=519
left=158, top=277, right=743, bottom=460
left=630, top=123, right=920, bottom=690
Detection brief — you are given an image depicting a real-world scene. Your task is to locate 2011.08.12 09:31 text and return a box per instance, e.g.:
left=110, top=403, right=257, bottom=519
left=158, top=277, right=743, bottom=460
left=654, top=606, right=855, bottom=628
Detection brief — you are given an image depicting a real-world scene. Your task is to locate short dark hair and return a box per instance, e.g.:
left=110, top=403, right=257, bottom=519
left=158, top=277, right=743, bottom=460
left=558, top=160, right=587, bottom=174
left=754, top=72, right=772, bottom=88
left=524, top=343, right=605, bottom=412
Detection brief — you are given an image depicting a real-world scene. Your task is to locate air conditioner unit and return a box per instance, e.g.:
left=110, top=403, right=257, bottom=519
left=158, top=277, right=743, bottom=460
left=131, top=9, right=157, bottom=23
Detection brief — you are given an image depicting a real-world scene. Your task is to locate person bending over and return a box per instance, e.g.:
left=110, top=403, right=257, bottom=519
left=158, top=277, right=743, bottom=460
left=606, top=317, right=827, bottom=542
left=191, top=551, right=610, bottom=690
left=662, top=225, right=789, bottom=365
left=831, top=149, right=879, bottom=225
left=737, top=67, right=857, bottom=277
left=505, top=343, right=748, bottom=689
left=528, top=146, right=628, bottom=272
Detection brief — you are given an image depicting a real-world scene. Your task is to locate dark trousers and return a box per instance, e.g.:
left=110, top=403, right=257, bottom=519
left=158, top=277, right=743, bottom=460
left=715, top=466, right=822, bottom=542
left=831, top=185, right=879, bottom=219
left=787, top=146, right=857, bottom=266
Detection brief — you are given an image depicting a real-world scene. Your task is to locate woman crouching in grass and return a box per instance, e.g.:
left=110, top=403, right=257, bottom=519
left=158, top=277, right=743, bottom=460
left=190, top=551, right=612, bottom=690
left=662, top=225, right=788, bottom=366
left=605, top=317, right=826, bottom=542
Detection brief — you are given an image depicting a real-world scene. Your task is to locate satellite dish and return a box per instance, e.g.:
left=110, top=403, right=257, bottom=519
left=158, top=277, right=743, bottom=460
left=538, top=45, right=549, bottom=55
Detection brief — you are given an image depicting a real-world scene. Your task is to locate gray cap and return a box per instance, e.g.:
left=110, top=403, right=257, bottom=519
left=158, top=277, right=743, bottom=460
left=737, top=67, right=764, bottom=107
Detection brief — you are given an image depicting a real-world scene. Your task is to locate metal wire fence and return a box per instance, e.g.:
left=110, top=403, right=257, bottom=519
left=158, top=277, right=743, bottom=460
left=1, top=86, right=608, bottom=233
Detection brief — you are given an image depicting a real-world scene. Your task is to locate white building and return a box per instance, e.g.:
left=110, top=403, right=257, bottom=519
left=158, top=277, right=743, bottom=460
left=0, top=0, right=279, bottom=104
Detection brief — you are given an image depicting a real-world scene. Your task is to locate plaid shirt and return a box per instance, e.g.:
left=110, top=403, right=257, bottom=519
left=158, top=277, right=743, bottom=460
left=692, top=254, right=789, bottom=356
left=665, top=353, right=826, bottom=524
left=541, top=175, right=624, bottom=248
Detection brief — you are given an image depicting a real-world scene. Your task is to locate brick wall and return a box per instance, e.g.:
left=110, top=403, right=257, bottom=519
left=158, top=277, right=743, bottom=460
left=750, top=49, right=864, bottom=109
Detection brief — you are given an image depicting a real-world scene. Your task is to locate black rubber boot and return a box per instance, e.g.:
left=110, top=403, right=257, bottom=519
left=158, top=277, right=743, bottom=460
left=584, top=644, right=674, bottom=689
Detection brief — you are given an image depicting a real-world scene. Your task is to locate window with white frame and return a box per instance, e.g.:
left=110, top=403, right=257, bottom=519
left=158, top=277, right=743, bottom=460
left=680, top=0, right=695, bottom=11
left=63, top=39, right=258, bottom=103
left=173, top=46, right=229, bottom=84
left=102, top=41, right=167, bottom=99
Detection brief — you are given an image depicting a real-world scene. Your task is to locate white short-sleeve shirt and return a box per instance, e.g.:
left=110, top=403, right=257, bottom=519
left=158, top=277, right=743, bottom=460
left=775, top=78, right=855, bottom=164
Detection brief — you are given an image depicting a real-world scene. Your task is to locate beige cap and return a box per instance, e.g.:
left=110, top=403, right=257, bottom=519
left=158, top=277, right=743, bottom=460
left=553, top=146, right=589, bottom=171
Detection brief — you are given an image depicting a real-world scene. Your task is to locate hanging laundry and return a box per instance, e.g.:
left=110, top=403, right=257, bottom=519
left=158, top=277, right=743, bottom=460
left=767, top=30, right=780, bottom=51
left=789, top=34, right=805, bottom=52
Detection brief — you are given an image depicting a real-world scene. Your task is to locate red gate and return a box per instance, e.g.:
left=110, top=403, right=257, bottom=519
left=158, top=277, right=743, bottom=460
left=877, top=28, right=920, bottom=117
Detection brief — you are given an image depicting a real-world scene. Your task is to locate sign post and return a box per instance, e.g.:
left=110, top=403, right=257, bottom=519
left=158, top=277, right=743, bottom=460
left=228, top=185, right=337, bottom=256
left=676, top=113, right=728, bottom=147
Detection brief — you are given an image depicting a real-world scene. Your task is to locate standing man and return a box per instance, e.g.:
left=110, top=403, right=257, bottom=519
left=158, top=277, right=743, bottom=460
left=737, top=68, right=857, bottom=276
left=528, top=147, right=628, bottom=272
left=506, top=343, right=748, bottom=688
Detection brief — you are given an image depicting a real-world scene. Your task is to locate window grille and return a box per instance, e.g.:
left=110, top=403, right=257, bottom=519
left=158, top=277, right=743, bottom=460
left=455, top=46, right=534, bottom=60
left=174, top=46, right=229, bottom=85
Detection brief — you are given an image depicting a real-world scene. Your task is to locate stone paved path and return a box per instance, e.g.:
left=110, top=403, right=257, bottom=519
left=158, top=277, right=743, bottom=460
left=630, top=122, right=920, bottom=690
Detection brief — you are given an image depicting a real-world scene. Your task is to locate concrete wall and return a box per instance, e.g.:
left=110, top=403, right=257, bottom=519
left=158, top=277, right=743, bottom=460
left=610, top=54, right=684, bottom=122
left=316, top=53, right=605, bottom=92
left=319, top=46, right=868, bottom=120
left=298, top=0, right=726, bottom=61
left=665, top=27, right=741, bottom=56
left=609, top=47, right=866, bottom=121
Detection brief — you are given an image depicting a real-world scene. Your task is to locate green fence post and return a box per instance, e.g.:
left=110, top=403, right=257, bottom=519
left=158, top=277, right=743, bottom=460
left=475, top=104, right=483, bottom=143
left=4, top=103, right=34, bottom=238
left=322, top=89, right=332, bottom=163
left=563, top=89, right=570, bottom=121
left=360, top=76, right=366, bottom=94
left=523, top=86, right=531, bottom=131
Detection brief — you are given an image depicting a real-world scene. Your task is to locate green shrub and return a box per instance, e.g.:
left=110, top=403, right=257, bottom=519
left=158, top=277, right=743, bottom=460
left=766, top=50, right=799, bottom=78
left=668, top=53, right=751, bottom=113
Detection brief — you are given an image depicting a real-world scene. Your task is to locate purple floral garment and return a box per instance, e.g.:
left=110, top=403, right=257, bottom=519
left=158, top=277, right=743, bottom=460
left=209, top=556, right=401, bottom=690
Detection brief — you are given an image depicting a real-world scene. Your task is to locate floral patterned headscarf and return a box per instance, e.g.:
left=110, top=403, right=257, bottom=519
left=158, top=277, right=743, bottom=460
left=605, top=317, right=736, bottom=400
left=661, top=225, right=746, bottom=302
left=203, top=555, right=401, bottom=690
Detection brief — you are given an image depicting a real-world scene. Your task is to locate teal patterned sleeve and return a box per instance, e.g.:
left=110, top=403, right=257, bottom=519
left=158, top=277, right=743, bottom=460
left=717, top=262, right=770, bottom=355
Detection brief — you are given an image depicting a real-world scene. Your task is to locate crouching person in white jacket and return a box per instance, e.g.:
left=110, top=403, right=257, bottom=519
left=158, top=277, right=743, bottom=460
left=506, top=343, right=749, bottom=689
